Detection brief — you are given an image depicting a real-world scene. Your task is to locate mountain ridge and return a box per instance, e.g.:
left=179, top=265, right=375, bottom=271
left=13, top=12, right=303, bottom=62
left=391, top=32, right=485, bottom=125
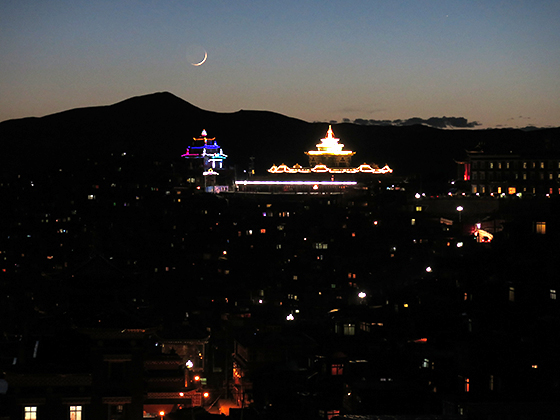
left=1, top=92, right=559, bottom=182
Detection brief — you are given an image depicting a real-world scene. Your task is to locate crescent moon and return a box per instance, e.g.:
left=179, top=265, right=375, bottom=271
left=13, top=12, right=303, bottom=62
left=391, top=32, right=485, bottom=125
left=191, top=50, right=207, bottom=66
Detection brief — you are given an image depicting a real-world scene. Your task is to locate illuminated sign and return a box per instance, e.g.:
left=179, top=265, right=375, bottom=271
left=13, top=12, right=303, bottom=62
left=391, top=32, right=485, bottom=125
left=236, top=180, right=357, bottom=186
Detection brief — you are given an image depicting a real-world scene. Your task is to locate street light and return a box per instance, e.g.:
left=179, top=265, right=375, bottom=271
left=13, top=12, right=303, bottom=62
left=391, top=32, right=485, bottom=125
left=159, top=410, right=165, bottom=420
left=456, top=206, right=464, bottom=223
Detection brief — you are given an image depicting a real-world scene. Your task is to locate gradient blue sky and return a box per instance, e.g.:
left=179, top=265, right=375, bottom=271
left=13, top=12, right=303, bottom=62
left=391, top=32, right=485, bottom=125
left=2, top=0, right=559, bottom=128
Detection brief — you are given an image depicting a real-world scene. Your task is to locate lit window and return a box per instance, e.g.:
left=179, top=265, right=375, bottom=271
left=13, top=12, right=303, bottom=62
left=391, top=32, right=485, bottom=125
left=411, top=218, right=416, bottom=226
left=497, top=186, right=502, bottom=194
left=551, top=289, right=556, bottom=300
left=465, top=378, right=470, bottom=392
left=331, top=364, right=344, bottom=375
left=535, top=221, right=546, bottom=234
left=415, top=206, right=422, bottom=212
left=489, top=162, right=494, bottom=169
left=343, top=323, right=355, bottom=336
left=509, top=286, right=515, bottom=302
left=70, top=406, right=82, bottom=420
left=541, top=162, right=545, bottom=169
left=489, top=375, right=494, bottom=391
left=24, top=407, right=37, bottom=420
left=260, top=229, right=266, bottom=234
left=508, top=187, right=516, bottom=195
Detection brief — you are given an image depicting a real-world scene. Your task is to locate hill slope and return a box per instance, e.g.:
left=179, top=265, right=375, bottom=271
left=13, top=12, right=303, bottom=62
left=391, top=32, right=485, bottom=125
left=1, top=92, right=559, bottom=182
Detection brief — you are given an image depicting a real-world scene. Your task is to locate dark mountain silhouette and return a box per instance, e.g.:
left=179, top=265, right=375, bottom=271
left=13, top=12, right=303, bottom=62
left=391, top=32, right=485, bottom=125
left=1, top=92, right=559, bottom=182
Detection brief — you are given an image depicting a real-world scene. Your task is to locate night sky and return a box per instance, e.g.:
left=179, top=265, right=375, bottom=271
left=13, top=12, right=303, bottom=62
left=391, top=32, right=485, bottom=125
left=2, top=0, right=559, bottom=128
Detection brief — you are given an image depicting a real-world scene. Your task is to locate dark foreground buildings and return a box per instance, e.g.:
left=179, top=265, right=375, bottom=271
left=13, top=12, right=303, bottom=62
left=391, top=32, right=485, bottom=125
left=1, top=129, right=560, bottom=420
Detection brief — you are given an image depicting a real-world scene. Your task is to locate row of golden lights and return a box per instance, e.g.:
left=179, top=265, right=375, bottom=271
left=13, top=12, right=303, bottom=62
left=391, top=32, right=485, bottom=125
left=268, top=163, right=393, bottom=174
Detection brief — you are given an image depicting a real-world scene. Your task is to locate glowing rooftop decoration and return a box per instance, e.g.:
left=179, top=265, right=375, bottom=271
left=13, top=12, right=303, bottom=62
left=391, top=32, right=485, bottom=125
left=306, top=125, right=354, bottom=156
left=268, top=163, right=393, bottom=174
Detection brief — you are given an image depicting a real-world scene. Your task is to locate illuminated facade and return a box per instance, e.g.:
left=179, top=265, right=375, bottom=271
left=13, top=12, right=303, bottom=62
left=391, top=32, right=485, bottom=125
left=268, top=126, right=393, bottom=175
left=459, top=150, right=560, bottom=196
left=182, top=129, right=227, bottom=170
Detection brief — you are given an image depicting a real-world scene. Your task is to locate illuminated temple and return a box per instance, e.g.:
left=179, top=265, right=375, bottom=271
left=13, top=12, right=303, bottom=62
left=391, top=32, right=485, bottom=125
left=236, top=126, right=393, bottom=193
left=268, top=126, right=393, bottom=175
left=182, top=129, right=227, bottom=172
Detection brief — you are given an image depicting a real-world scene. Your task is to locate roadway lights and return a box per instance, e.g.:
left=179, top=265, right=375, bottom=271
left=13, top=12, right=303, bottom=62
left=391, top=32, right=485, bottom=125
left=426, top=267, right=432, bottom=273
left=358, top=292, right=366, bottom=299
left=456, top=206, right=464, bottom=222
left=286, top=314, right=295, bottom=321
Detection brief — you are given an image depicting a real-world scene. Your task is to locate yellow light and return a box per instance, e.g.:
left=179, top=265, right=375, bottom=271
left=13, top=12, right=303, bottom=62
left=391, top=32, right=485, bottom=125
left=194, top=375, right=200, bottom=381
left=203, top=392, right=210, bottom=398
left=159, top=411, right=165, bottom=416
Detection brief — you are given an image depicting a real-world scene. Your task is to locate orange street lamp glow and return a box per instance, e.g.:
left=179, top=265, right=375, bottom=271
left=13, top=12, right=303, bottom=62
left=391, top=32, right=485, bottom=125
left=203, top=392, right=210, bottom=398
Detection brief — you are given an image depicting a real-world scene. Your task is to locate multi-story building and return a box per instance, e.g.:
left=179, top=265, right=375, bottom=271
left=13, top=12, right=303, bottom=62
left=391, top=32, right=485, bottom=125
left=459, top=150, right=560, bottom=196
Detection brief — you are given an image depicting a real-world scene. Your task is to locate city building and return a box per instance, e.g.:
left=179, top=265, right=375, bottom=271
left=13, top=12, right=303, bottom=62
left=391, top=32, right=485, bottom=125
left=458, top=149, right=560, bottom=196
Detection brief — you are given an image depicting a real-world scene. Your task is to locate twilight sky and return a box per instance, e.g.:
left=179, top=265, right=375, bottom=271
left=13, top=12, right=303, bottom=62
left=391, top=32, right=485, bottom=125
left=1, top=0, right=559, bottom=128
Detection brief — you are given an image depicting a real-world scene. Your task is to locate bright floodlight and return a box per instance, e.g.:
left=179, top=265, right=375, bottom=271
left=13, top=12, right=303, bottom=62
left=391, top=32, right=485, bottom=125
left=358, top=292, right=367, bottom=299
left=456, top=206, right=464, bottom=212
left=457, top=242, right=464, bottom=248
left=426, top=266, right=432, bottom=273
left=286, top=314, right=295, bottom=321
left=415, top=193, right=421, bottom=199
left=186, top=360, right=194, bottom=369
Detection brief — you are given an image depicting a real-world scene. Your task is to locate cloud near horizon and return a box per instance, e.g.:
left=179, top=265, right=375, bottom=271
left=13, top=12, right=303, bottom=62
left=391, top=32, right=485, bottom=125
left=342, top=116, right=481, bottom=129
